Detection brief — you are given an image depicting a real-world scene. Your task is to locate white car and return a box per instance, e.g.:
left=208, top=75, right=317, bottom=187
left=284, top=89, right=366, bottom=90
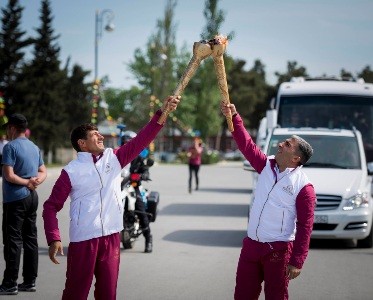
left=246, top=127, right=373, bottom=248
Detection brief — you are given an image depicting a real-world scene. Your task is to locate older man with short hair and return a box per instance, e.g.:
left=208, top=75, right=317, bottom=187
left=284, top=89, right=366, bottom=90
left=221, top=102, right=316, bottom=300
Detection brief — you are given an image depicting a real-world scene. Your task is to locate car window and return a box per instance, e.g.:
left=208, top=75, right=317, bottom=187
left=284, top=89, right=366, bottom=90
left=268, top=134, right=361, bottom=169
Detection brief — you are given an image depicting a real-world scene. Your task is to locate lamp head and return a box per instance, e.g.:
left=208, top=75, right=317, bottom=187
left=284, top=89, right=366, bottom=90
left=105, top=22, right=115, bottom=32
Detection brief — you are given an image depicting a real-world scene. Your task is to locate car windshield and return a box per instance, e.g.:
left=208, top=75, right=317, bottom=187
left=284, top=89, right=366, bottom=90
left=267, top=134, right=361, bottom=169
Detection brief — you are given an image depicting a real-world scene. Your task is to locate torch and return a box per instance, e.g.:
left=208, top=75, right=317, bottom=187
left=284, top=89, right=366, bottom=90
left=210, top=35, right=234, bottom=132
left=157, top=41, right=213, bottom=124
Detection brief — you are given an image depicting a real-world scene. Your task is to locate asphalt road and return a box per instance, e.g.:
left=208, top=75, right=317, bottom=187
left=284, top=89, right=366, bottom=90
left=1, top=162, right=373, bottom=300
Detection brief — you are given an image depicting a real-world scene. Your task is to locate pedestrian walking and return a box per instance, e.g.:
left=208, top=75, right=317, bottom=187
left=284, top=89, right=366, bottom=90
left=187, top=137, right=203, bottom=193
left=0, top=113, right=47, bottom=295
left=221, top=102, right=316, bottom=300
left=42, top=96, right=180, bottom=300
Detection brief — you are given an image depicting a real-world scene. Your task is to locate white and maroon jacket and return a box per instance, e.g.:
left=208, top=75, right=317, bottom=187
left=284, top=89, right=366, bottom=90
left=43, top=111, right=164, bottom=245
left=232, top=113, right=316, bottom=269
left=248, top=157, right=311, bottom=242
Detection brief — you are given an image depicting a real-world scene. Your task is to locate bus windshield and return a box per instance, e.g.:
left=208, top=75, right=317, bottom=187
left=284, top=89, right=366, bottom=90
left=268, top=134, right=361, bottom=169
left=277, top=95, right=373, bottom=162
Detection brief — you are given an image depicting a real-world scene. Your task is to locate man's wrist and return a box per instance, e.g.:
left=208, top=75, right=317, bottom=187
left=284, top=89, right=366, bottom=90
left=48, top=240, right=61, bottom=246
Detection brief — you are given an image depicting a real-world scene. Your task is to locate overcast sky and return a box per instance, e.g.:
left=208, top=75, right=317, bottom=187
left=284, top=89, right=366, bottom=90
left=9, top=0, right=373, bottom=89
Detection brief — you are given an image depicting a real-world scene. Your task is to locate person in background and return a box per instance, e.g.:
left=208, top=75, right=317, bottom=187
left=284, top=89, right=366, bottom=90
left=42, top=96, right=180, bottom=300
left=187, top=137, right=203, bottom=193
left=0, top=114, right=47, bottom=295
left=221, top=102, right=316, bottom=300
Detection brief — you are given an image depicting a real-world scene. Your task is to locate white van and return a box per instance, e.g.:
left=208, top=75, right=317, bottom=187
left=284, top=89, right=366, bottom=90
left=248, top=127, right=373, bottom=248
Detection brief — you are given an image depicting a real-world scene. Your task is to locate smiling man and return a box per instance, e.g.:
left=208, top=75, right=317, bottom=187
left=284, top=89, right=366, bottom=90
left=221, top=102, right=316, bottom=300
left=43, top=96, right=180, bottom=300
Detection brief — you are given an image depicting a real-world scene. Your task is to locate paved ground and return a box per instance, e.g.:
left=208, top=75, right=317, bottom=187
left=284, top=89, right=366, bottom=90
left=1, top=161, right=373, bottom=299
left=0, top=161, right=251, bottom=299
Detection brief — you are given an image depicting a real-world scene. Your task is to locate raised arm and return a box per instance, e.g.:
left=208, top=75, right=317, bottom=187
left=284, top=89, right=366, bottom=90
left=220, top=102, right=267, bottom=173
left=115, top=95, right=180, bottom=167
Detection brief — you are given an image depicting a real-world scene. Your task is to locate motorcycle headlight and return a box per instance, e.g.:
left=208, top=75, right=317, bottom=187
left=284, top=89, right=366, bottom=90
left=343, top=192, right=369, bottom=210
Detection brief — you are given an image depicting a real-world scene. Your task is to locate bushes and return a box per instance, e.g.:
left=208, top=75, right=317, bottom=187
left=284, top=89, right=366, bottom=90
left=177, top=151, right=189, bottom=164
left=176, top=149, right=220, bottom=165
left=202, top=149, right=220, bottom=164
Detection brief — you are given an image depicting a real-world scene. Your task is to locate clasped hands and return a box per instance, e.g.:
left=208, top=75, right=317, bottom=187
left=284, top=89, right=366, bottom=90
left=26, top=177, right=42, bottom=190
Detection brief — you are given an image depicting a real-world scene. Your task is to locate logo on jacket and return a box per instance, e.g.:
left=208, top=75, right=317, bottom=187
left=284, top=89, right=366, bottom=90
left=105, top=163, right=111, bottom=173
left=282, top=185, right=294, bottom=196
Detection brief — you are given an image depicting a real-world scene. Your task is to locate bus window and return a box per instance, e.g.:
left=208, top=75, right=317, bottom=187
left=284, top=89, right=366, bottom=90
left=277, top=95, right=373, bottom=162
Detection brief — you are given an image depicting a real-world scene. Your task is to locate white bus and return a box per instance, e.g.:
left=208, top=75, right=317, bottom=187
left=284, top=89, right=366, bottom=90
left=260, top=77, right=373, bottom=163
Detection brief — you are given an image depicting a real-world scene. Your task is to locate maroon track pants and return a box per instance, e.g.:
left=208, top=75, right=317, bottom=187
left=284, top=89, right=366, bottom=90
left=62, top=233, right=121, bottom=300
left=234, top=237, right=293, bottom=300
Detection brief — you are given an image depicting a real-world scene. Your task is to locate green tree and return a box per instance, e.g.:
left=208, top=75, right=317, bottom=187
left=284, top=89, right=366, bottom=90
left=0, top=0, right=31, bottom=108
left=105, top=86, right=150, bottom=130
left=187, top=0, right=231, bottom=141
left=357, top=65, right=373, bottom=83
left=128, top=0, right=178, bottom=100
left=340, top=68, right=353, bottom=80
left=14, top=0, right=66, bottom=161
left=274, top=61, right=308, bottom=87
left=126, top=0, right=198, bottom=144
left=229, top=59, right=271, bottom=131
left=64, top=60, right=91, bottom=135
left=171, top=44, right=199, bottom=133
left=201, top=0, right=234, bottom=41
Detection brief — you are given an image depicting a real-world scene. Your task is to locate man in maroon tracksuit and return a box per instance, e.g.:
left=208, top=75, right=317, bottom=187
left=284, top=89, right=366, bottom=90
left=43, top=96, right=180, bottom=300
left=221, top=102, right=316, bottom=300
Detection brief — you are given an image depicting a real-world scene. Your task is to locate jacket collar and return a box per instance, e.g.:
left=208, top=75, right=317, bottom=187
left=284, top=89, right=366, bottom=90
left=77, top=151, right=104, bottom=163
left=269, top=157, right=302, bottom=180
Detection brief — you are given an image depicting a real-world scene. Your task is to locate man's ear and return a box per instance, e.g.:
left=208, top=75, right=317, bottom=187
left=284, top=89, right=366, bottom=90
left=292, top=155, right=301, bottom=164
left=78, top=139, right=85, bottom=151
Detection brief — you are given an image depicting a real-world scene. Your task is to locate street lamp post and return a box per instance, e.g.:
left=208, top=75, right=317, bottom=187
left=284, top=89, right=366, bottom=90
left=94, top=9, right=115, bottom=81
left=92, top=9, right=115, bottom=124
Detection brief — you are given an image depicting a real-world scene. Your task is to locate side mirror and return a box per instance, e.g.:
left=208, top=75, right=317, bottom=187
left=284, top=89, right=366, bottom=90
left=367, top=162, right=373, bottom=175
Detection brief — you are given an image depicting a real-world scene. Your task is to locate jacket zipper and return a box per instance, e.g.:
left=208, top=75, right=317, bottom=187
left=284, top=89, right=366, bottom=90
left=255, top=168, right=295, bottom=241
left=94, top=164, right=104, bottom=236
left=281, top=210, right=285, bottom=233
left=77, top=201, right=81, bottom=225
left=255, top=182, right=277, bottom=240
left=114, top=192, right=121, bottom=212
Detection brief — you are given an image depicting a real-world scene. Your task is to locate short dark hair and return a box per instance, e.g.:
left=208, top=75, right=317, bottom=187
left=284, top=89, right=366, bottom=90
left=292, top=135, right=313, bottom=165
left=3, top=113, right=28, bottom=132
left=70, top=123, right=98, bottom=152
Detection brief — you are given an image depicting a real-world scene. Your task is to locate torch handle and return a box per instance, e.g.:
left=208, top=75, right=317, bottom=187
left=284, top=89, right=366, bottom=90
left=158, top=56, right=202, bottom=125
left=212, top=55, right=234, bottom=132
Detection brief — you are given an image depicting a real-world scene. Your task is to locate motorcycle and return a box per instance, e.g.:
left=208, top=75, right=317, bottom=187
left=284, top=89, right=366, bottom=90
left=120, top=155, right=160, bottom=250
